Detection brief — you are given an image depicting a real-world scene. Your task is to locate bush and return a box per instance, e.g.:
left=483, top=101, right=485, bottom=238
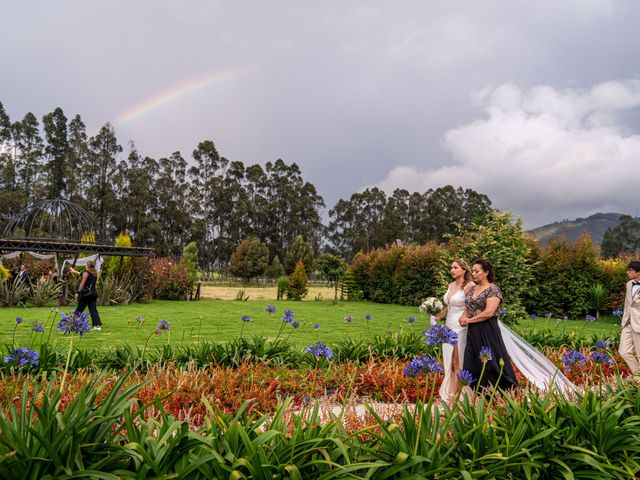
left=266, top=255, right=285, bottom=279
left=229, top=237, right=269, bottom=282
left=524, top=235, right=601, bottom=317
left=142, top=257, right=194, bottom=300
left=286, top=260, right=308, bottom=300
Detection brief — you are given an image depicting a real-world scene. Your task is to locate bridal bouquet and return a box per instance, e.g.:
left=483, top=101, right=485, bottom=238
left=419, top=297, right=444, bottom=316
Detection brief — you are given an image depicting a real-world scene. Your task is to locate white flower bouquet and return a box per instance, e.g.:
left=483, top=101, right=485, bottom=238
left=419, top=297, right=444, bottom=316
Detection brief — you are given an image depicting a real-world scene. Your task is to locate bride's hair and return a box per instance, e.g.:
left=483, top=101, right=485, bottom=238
left=453, top=258, right=473, bottom=284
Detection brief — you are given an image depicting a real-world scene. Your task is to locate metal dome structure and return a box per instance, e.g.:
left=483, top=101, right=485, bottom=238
left=3, top=199, right=100, bottom=243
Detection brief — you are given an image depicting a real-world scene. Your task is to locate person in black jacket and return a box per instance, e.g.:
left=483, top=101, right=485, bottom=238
left=71, top=261, right=102, bottom=331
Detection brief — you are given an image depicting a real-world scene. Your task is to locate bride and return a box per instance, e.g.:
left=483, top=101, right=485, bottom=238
left=431, top=259, right=474, bottom=404
left=432, top=258, right=575, bottom=401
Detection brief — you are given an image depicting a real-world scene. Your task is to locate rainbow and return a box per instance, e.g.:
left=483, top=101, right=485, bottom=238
left=114, top=67, right=249, bottom=126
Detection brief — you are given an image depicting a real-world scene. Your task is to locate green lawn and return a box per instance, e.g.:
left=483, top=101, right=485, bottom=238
left=1, top=299, right=621, bottom=352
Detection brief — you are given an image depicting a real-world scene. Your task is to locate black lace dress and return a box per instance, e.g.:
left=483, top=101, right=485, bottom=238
left=463, top=284, right=518, bottom=391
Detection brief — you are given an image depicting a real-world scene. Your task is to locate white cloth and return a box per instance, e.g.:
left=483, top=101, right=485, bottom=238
left=439, top=285, right=468, bottom=403
left=0, top=251, right=59, bottom=272
left=498, top=321, right=575, bottom=395
left=61, top=254, right=103, bottom=273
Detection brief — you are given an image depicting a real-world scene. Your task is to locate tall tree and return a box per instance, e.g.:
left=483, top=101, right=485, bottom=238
left=66, top=114, right=90, bottom=205
left=87, top=123, right=122, bottom=241
left=42, top=107, right=69, bottom=198
left=13, top=112, right=45, bottom=202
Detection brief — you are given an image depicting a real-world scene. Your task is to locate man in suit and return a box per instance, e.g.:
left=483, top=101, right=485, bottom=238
left=619, top=260, right=640, bottom=374
left=15, top=264, right=30, bottom=286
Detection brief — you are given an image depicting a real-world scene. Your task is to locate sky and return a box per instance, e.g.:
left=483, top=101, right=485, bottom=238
left=1, top=0, right=640, bottom=228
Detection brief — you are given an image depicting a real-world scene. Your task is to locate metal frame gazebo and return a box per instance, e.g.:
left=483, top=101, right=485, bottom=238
left=0, top=199, right=154, bottom=303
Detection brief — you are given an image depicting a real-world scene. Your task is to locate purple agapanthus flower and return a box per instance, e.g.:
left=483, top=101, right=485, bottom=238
left=457, top=369, right=475, bottom=386
left=497, top=309, right=508, bottom=316
left=15, top=317, right=24, bottom=325
left=241, top=315, right=252, bottom=323
left=157, top=319, right=171, bottom=331
left=31, top=321, right=45, bottom=333
left=479, top=346, right=493, bottom=363
left=281, top=309, right=294, bottom=323
left=529, top=313, right=537, bottom=319
left=594, top=340, right=611, bottom=351
left=264, top=304, right=277, bottom=314
left=591, top=351, right=614, bottom=365
left=312, top=323, right=320, bottom=330
left=136, top=316, right=145, bottom=324
left=424, top=324, right=458, bottom=346
left=403, top=355, right=443, bottom=377
left=305, top=341, right=334, bottom=359
left=344, top=314, right=355, bottom=323
left=585, top=314, right=596, bottom=322
left=291, top=321, right=300, bottom=329
left=562, top=350, right=586, bottom=371
left=4, top=347, right=39, bottom=367
left=613, top=309, right=623, bottom=317
left=406, top=316, right=416, bottom=325
left=544, top=313, right=552, bottom=319
left=364, top=314, right=372, bottom=321
left=57, top=312, right=91, bottom=337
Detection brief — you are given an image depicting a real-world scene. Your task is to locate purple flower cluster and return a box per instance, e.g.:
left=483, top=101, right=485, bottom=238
left=264, top=304, right=277, bottom=314
left=497, top=309, right=509, bottom=316
left=364, top=314, right=372, bottom=321
left=457, top=369, right=475, bottom=386
left=585, top=314, right=596, bottom=322
left=241, top=315, right=252, bottom=323
left=403, top=355, right=443, bottom=377
left=544, top=313, right=552, bottom=319
left=590, top=351, right=614, bottom=365
left=562, top=350, right=586, bottom=371
left=344, top=314, right=355, bottom=323
left=479, top=346, right=493, bottom=363
left=312, top=323, right=320, bottom=330
left=31, top=321, right=45, bottom=333
left=305, top=341, right=334, bottom=359
left=612, top=309, right=623, bottom=317
left=136, top=316, right=145, bottom=324
left=406, top=316, right=416, bottom=325
left=282, top=309, right=294, bottom=323
left=424, top=324, right=458, bottom=346
left=15, top=317, right=24, bottom=325
left=57, top=312, right=91, bottom=337
left=157, top=319, right=171, bottom=331
left=594, top=340, right=611, bottom=351
left=4, top=347, right=40, bottom=367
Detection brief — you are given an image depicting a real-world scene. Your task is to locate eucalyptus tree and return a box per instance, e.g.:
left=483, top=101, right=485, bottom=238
left=13, top=112, right=45, bottom=202
left=155, top=152, right=192, bottom=257
left=87, top=123, right=122, bottom=241
left=189, top=140, right=225, bottom=269
left=66, top=114, right=90, bottom=205
left=42, top=107, right=69, bottom=199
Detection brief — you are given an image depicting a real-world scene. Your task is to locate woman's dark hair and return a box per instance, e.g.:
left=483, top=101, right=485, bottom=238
left=628, top=260, right=640, bottom=272
left=472, top=257, right=495, bottom=282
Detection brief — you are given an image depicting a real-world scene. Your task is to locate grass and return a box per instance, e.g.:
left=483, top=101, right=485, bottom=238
left=0, top=299, right=621, bottom=352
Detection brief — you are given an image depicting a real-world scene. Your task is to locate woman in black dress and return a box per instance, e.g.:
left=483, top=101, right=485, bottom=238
left=458, top=258, right=518, bottom=391
left=73, top=261, right=102, bottom=331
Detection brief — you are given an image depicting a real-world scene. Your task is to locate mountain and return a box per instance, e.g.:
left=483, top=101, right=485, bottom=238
left=527, top=213, right=627, bottom=246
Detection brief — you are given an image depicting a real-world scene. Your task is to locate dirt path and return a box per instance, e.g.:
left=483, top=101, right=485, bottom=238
left=200, top=285, right=337, bottom=301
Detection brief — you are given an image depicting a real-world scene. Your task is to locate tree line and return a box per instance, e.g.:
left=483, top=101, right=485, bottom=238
left=0, top=103, right=494, bottom=270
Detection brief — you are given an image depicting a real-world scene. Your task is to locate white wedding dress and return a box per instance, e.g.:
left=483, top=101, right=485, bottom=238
left=439, top=285, right=467, bottom=403
left=437, top=284, right=575, bottom=401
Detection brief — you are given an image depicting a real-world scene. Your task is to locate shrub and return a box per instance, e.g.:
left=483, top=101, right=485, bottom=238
left=266, top=255, right=285, bottom=279
left=142, top=257, right=193, bottom=300
left=276, top=278, right=288, bottom=300
left=229, top=237, right=269, bottom=282
left=284, top=235, right=314, bottom=274
left=286, top=260, right=308, bottom=300
left=525, top=235, right=601, bottom=317
left=103, top=232, right=134, bottom=279
left=29, top=278, right=62, bottom=307
left=182, top=241, right=200, bottom=283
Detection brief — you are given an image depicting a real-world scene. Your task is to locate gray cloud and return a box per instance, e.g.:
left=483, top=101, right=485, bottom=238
left=2, top=0, right=639, bottom=226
